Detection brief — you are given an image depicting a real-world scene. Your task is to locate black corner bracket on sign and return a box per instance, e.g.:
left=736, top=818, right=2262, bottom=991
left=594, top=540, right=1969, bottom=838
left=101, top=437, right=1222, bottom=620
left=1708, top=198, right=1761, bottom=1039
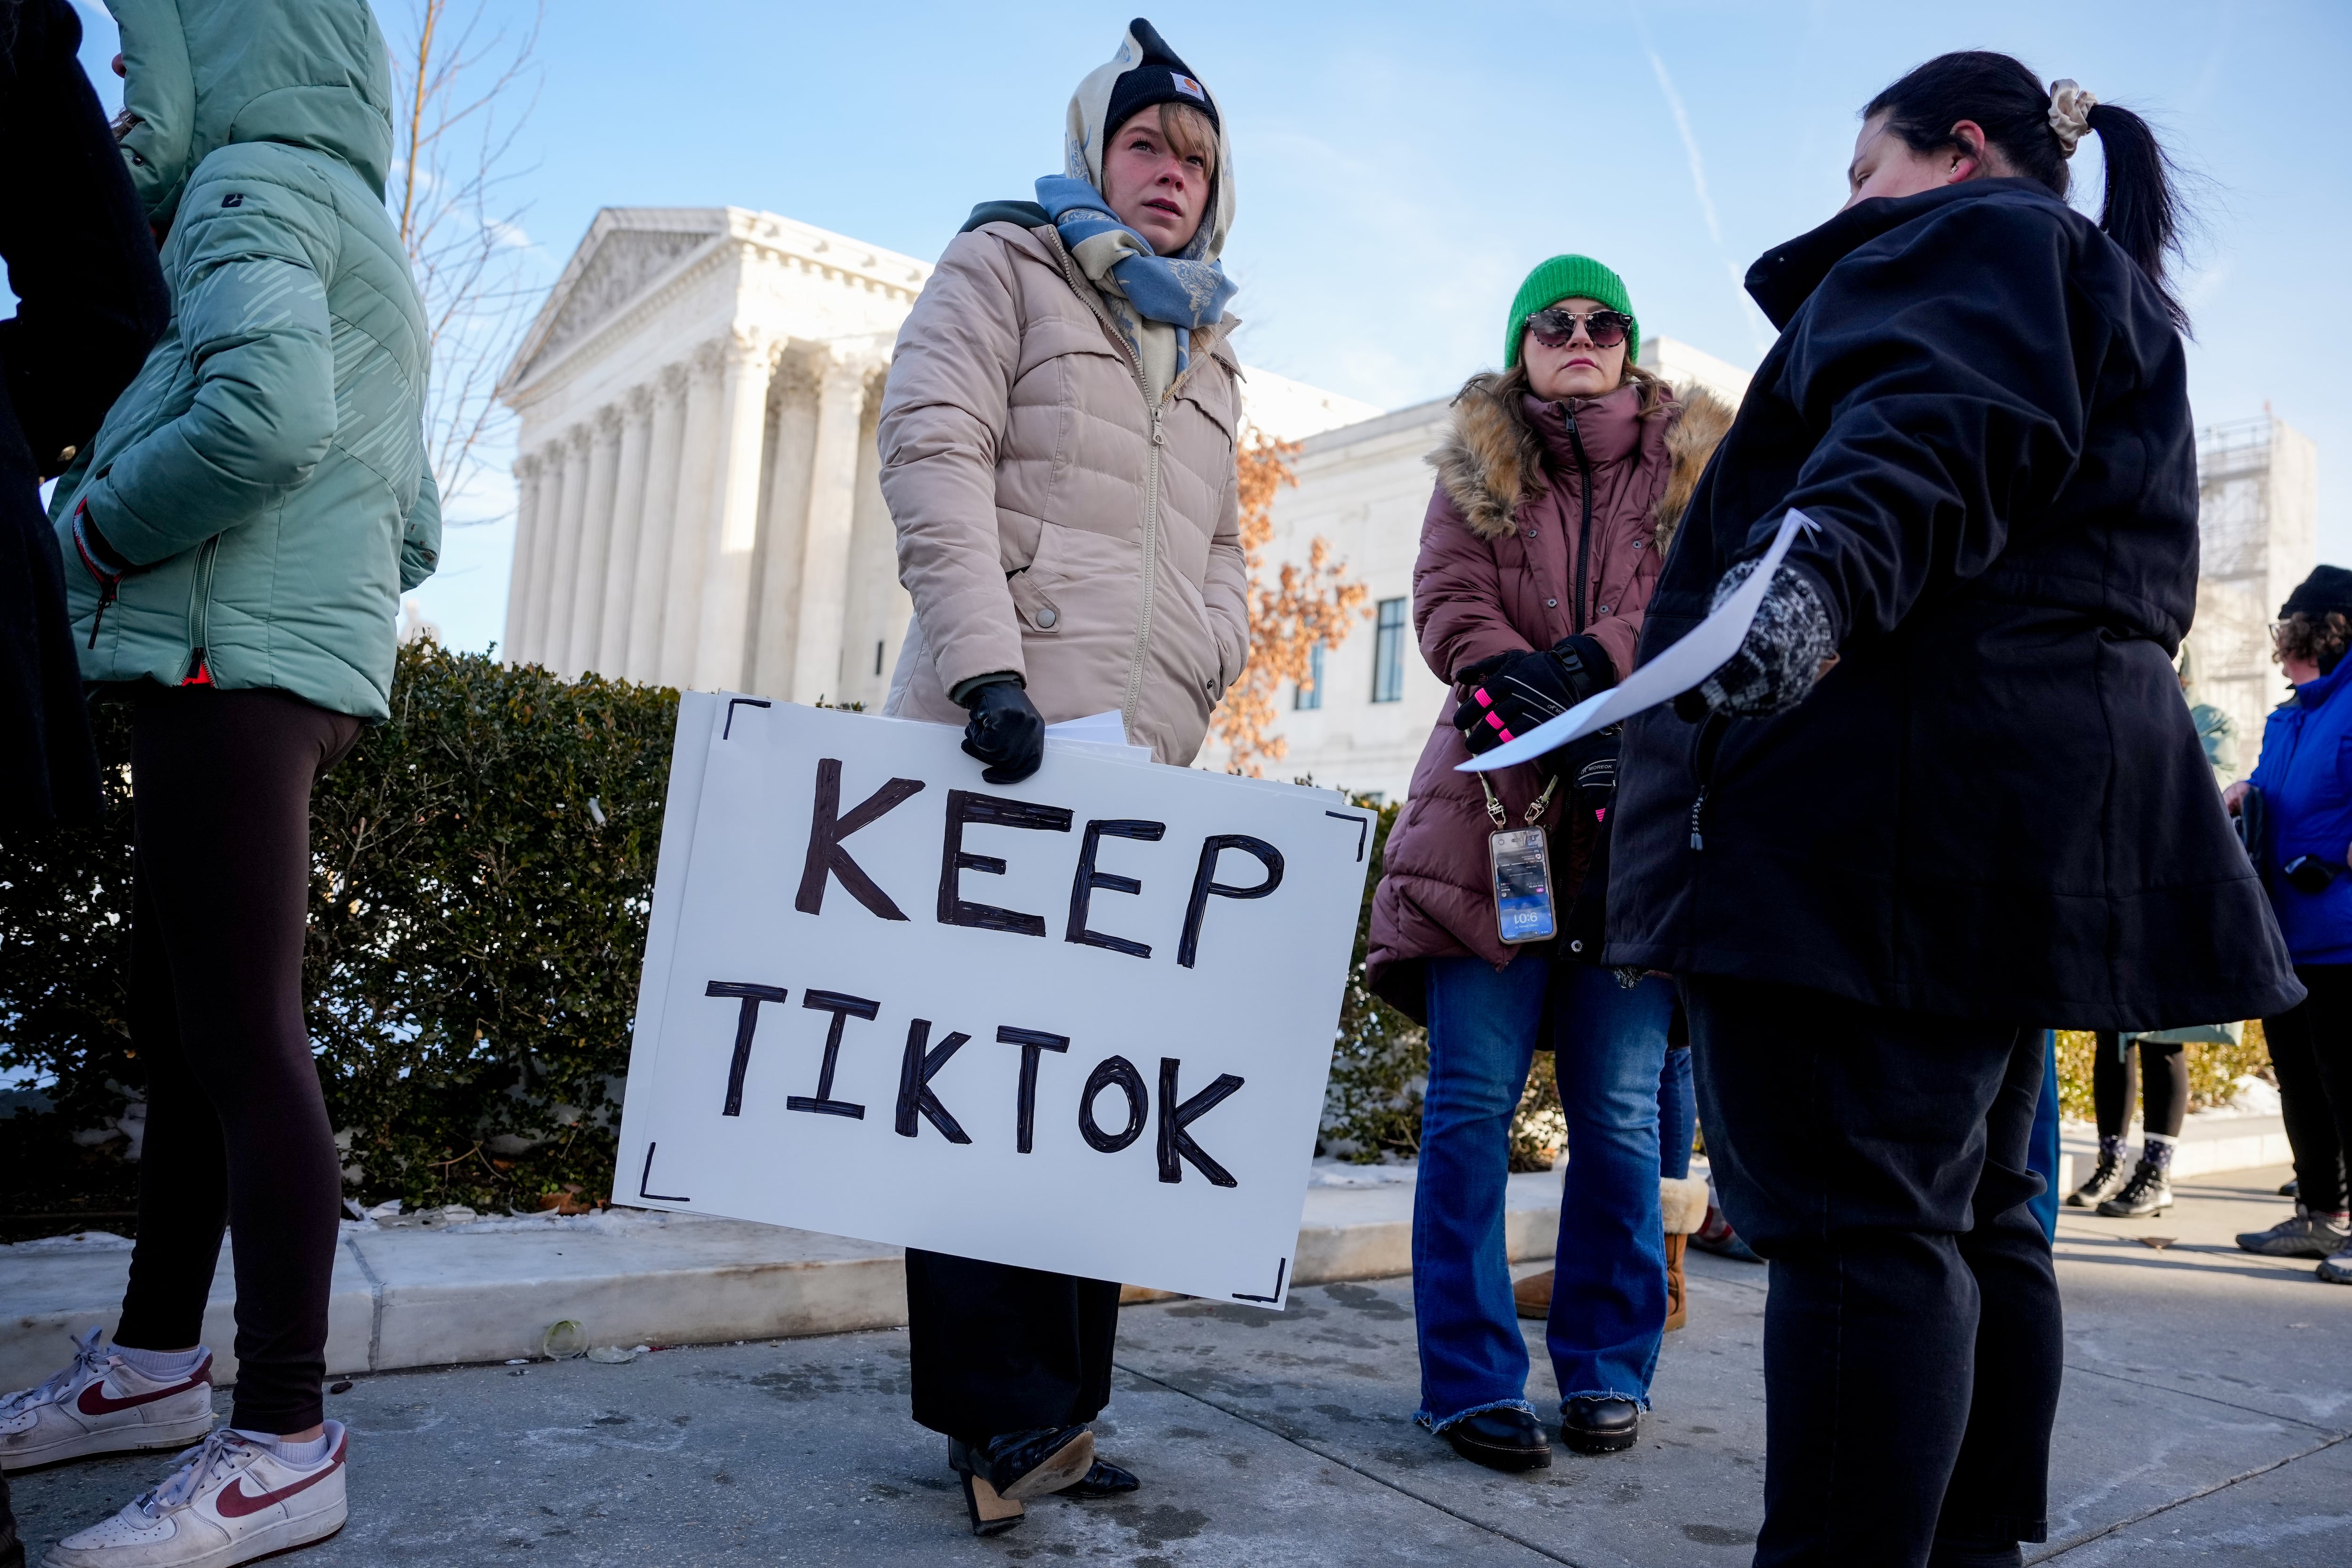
left=722, top=697, right=773, bottom=739
left=1232, top=1257, right=1287, bottom=1304
left=1326, top=810, right=1368, bottom=863
left=637, top=1142, right=691, bottom=1203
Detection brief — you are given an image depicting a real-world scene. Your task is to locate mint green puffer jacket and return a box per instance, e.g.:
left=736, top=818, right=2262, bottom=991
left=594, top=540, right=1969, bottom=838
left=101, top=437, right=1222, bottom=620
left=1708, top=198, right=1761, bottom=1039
left=49, top=0, right=437, bottom=721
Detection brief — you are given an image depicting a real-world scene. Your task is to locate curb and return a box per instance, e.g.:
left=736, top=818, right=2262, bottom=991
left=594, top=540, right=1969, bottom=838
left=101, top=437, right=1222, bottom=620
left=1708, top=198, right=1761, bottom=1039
left=1, top=1172, right=1558, bottom=1391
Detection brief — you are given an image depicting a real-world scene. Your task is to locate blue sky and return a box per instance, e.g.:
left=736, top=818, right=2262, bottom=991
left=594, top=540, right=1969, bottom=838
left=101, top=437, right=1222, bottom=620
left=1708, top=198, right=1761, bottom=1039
left=66, top=1, right=2352, bottom=654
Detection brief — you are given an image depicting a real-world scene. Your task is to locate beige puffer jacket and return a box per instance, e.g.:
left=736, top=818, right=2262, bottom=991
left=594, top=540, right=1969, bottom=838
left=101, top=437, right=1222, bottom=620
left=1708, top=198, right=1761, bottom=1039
left=877, top=219, right=1248, bottom=766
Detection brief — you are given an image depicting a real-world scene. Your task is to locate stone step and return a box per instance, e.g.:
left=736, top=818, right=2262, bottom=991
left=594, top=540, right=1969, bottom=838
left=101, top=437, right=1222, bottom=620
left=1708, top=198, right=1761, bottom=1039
left=5, top=1116, right=2296, bottom=1394
left=0, top=1171, right=1558, bottom=1393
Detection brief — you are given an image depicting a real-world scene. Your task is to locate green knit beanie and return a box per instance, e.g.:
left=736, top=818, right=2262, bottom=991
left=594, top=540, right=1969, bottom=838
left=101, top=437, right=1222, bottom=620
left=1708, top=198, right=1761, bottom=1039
left=1503, top=254, right=1638, bottom=370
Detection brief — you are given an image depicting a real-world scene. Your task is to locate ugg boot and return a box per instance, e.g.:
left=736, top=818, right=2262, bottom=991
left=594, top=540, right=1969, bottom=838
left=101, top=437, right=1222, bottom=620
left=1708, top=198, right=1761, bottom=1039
left=1513, top=1268, right=1553, bottom=1321
left=1660, top=1175, right=1709, bottom=1332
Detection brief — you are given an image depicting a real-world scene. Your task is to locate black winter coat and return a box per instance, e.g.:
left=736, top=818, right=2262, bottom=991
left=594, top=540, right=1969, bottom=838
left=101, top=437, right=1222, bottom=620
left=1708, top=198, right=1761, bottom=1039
left=0, top=0, right=169, bottom=824
left=1606, top=180, right=2301, bottom=1031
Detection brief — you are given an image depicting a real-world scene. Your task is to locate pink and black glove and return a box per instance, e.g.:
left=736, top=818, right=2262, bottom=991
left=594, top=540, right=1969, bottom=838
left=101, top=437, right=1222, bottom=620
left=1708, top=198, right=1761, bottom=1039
left=1451, top=634, right=1613, bottom=756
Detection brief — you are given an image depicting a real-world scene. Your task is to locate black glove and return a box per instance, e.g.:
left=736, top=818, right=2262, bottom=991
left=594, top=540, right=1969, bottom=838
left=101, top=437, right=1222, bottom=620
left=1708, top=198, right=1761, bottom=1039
left=1450, top=635, right=1615, bottom=756
left=1686, top=560, right=1837, bottom=719
left=1550, top=726, right=1620, bottom=821
left=958, top=679, right=1045, bottom=785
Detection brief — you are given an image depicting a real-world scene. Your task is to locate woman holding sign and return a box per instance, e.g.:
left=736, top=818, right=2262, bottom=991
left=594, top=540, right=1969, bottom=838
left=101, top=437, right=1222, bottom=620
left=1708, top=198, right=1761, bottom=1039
left=1607, top=53, right=2300, bottom=1564
left=1365, top=257, right=1728, bottom=1472
left=874, top=18, right=1246, bottom=1537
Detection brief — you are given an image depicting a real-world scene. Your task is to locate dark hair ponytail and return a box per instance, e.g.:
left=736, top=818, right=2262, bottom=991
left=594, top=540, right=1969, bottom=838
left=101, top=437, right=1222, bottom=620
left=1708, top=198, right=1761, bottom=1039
left=1865, top=51, right=2189, bottom=330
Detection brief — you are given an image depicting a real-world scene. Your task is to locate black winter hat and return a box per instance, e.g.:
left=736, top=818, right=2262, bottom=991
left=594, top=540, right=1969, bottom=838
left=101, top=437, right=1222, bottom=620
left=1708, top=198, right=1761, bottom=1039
left=1104, top=17, right=1219, bottom=139
left=2280, top=565, right=2352, bottom=620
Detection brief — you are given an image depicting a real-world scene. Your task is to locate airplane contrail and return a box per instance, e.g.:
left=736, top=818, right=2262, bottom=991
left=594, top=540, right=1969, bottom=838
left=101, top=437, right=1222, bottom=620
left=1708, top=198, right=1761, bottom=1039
left=1644, top=39, right=1776, bottom=355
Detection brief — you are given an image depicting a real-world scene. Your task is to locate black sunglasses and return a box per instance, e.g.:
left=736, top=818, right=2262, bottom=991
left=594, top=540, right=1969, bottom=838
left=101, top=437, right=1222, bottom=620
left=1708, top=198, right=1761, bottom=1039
left=1526, top=307, right=1634, bottom=350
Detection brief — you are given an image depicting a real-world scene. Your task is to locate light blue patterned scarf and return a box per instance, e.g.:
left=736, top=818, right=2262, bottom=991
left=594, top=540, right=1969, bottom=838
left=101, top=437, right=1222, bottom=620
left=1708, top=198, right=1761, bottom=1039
left=1036, top=173, right=1237, bottom=390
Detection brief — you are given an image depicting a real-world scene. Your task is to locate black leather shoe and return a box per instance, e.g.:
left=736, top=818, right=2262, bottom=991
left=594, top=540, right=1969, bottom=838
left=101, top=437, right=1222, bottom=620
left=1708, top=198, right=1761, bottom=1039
left=1063, top=1458, right=1141, bottom=1497
left=1926, top=1533, right=2023, bottom=1567
left=1559, top=1396, right=1640, bottom=1454
left=1441, top=1408, right=1552, bottom=1472
left=955, top=1426, right=1096, bottom=1501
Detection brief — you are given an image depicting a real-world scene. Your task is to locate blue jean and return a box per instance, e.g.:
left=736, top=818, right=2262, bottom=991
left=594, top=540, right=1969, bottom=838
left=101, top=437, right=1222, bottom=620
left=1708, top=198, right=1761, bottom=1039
left=1659, top=1045, right=1694, bottom=1180
left=1413, top=956, right=1673, bottom=1428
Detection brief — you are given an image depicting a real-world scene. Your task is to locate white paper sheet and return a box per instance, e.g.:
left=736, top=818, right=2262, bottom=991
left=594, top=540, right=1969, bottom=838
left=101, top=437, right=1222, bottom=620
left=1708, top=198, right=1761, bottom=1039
left=1459, top=509, right=1820, bottom=773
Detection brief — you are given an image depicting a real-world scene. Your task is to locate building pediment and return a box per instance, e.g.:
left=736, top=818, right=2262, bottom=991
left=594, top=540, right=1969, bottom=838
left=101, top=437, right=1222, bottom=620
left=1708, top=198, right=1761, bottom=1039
left=502, top=209, right=733, bottom=394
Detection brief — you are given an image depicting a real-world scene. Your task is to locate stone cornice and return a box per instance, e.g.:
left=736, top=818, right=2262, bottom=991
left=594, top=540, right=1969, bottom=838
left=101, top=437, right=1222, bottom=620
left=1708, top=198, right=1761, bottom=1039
left=500, top=207, right=932, bottom=414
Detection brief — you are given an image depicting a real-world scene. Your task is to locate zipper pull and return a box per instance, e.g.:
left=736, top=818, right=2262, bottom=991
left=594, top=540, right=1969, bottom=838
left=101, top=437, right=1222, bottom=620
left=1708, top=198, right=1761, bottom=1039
left=87, top=576, right=119, bottom=650
left=1689, top=785, right=1709, bottom=851
left=1150, top=411, right=1167, bottom=446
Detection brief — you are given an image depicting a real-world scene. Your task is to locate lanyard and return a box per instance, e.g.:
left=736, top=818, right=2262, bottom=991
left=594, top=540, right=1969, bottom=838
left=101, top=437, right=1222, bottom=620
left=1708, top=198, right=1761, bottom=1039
left=1480, top=770, right=1559, bottom=830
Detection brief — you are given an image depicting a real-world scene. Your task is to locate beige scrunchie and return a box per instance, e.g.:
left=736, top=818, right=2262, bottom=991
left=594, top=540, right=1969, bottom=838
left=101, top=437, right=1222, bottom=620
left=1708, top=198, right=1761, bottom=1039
left=2048, top=79, right=2099, bottom=156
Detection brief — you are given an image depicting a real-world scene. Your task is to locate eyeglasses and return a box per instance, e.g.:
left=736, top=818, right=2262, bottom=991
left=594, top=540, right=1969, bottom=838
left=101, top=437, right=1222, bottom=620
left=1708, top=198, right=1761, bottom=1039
left=1526, top=307, right=1634, bottom=350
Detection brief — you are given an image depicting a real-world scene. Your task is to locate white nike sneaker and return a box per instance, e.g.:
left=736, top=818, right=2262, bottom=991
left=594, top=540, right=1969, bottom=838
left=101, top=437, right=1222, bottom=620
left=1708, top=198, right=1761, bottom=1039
left=1, top=1329, right=215, bottom=1472
left=44, top=1422, right=348, bottom=1568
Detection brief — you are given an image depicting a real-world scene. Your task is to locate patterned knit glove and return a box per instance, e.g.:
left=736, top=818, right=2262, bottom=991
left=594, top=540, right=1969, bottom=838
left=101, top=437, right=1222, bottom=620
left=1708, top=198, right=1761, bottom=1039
left=1695, top=560, right=1837, bottom=718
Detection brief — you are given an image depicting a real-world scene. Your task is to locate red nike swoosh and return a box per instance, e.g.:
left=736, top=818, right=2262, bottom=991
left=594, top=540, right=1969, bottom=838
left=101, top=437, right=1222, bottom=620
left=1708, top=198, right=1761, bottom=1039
left=76, top=1358, right=211, bottom=1416
left=215, top=1446, right=343, bottom=1520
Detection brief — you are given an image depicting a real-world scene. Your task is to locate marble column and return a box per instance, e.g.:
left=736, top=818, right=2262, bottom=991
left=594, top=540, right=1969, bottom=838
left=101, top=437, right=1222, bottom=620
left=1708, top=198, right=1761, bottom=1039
left=565, top=405, right=625, bottom=676
left=658, top=340, right=726, bottom=688
left=517, top=440, right=567, bottom=664
left=595, top=385, right=655, bottom=678
left=624, top=363, right=690, bottom=684
left=789, top=348, right=882, bottom=705
left=503, top=451, right=544, bottom=664
left=749, top=359, right=820, bottom=698
left=539, top=426, right=593, bottom=670
left=691, top=330, right=778, bottom=692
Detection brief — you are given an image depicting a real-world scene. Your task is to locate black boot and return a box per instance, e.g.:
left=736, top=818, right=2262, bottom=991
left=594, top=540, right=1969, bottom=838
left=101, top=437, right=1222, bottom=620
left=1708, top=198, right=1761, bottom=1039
left=2097, top=1158, right=2172, bottom=1218
left=2066, top=1140, right=2127, bottom=1207
left=1559, top=1396, right=1641, bottom=1454
left=950, top=1426, right=1095, bottom=1503
left=1441, top=1408, right=1552, bottom=1472
left=1063, top=1459, right=1141, bottom=1497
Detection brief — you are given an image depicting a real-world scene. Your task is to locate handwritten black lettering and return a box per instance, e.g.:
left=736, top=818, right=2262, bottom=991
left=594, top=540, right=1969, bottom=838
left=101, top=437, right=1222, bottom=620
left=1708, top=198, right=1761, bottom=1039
left=1157, top=1057, right=1244, bottom=1186
left=997, top=1026, right=1071, bottom=1153
left=938, top=790, right=1073, bottom=935
left=894, top=1019, right=972, bottom=1144
left=1177, top=835, right=1285, bottom=968
left=795, top=759, right=925, bottom=919
left=790, top=990, right=878, bottom=1119
left=1079, top=1055, right=1149, bottom=1153
left=1065, top=819, right=1165, bottom=958
left=706, top=981, right=789, bottom=1116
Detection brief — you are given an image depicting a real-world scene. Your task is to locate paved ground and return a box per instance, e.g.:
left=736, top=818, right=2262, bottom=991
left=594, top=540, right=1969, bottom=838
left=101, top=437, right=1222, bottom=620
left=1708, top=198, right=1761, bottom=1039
left=10, top=1165, right=2348, bottom=1566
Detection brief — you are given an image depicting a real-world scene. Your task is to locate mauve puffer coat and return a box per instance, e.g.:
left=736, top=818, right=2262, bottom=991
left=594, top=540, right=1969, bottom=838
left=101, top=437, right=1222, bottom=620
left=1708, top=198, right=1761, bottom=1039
left=1366, top=376, right=1730, bottom=1004
left=878, top=219, right=1249, bottom=766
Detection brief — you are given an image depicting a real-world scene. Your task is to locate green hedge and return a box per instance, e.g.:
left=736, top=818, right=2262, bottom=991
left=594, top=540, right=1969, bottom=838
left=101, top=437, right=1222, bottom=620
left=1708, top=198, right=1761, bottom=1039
left=1, top=643, right=676, bottom=1215
left=8, top=650, right=2258, bottom=1228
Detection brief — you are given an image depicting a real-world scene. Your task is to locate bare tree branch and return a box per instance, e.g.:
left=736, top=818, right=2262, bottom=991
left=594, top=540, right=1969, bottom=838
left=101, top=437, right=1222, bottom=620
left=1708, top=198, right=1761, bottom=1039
left=386, top=0, right=546, bottom=526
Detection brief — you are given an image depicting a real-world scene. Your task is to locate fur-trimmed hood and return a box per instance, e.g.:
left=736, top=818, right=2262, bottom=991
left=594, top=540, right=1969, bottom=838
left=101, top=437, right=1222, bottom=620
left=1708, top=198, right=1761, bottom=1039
left=1428, top=375, right=1734, bottom=551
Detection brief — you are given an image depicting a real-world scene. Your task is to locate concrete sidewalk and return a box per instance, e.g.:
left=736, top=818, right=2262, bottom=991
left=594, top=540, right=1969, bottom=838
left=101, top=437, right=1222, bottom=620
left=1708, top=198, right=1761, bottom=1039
left=8, top=1165, right=2347, bottom=1566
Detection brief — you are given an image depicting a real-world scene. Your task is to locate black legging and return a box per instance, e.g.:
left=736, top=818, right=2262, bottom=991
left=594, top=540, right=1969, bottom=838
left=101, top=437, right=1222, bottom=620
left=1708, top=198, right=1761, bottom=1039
left=111, top=685, right=360, bottom=1434
left=2266, top=964, right=2352, bottom=1215
left=2091, top=1031, right=2186, bottom=1143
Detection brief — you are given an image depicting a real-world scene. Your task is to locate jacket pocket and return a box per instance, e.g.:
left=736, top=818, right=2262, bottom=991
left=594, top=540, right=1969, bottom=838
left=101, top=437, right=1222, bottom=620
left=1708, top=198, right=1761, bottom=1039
left=1007, top=524, right=1067, bottom=634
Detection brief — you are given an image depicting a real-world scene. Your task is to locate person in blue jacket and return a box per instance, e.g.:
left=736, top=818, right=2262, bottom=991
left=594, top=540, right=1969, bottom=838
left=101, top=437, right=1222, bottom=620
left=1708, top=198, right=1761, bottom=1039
left=2231, top=567, right=2352, bottom=1283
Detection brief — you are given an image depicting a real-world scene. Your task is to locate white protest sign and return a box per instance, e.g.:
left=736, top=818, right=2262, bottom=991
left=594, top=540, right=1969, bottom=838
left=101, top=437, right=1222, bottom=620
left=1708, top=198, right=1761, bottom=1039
left=614, top=696, right=1375, bottom=1308
left=1459, top=508, right=1820, bottom=771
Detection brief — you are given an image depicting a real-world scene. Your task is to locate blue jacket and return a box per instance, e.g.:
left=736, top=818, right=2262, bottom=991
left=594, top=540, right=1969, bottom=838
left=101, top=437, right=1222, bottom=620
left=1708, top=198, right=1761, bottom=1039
left=2251, top=660, right=2352, bottom=964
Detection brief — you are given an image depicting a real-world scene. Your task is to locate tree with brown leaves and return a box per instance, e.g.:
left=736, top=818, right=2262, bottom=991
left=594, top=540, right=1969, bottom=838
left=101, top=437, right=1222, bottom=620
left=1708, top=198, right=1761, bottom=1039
left=1210, top=429, right=1369, bottom=776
